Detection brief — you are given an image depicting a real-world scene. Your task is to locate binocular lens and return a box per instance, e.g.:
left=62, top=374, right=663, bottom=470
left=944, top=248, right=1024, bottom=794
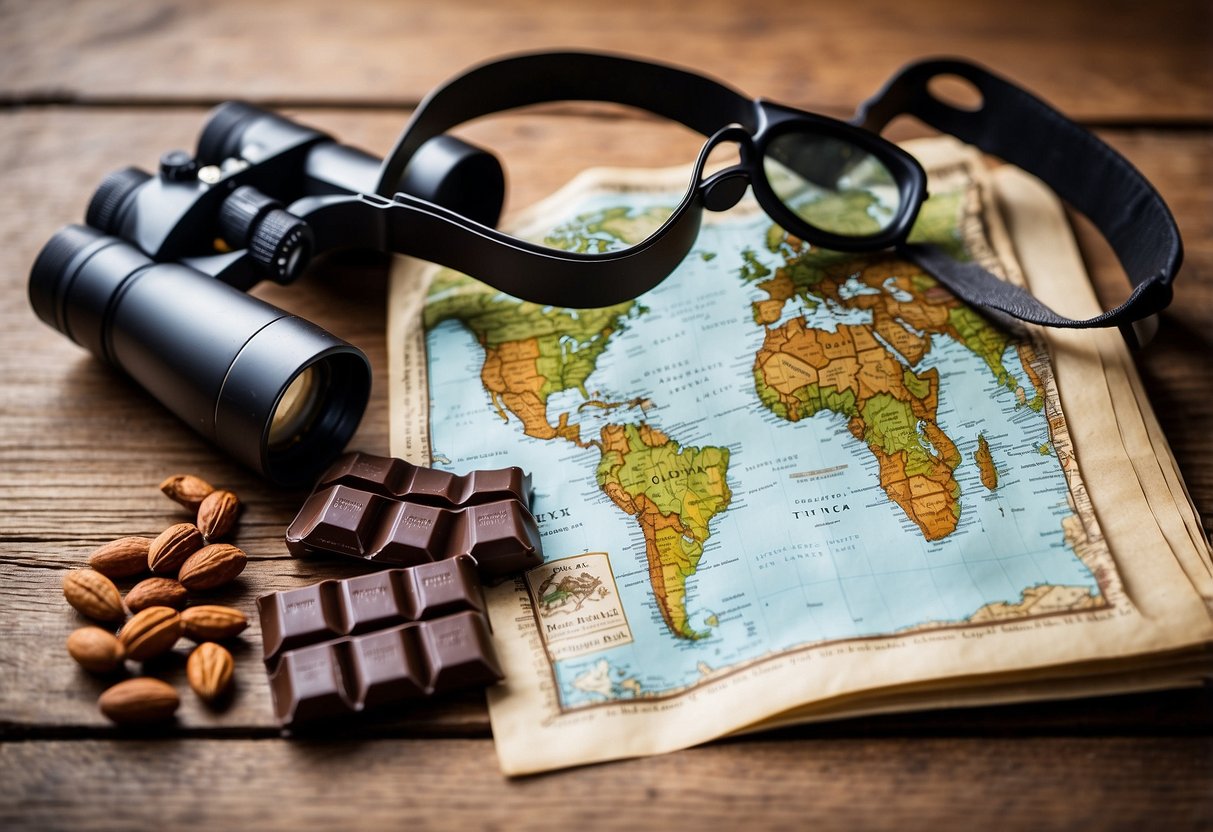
left=30, top=225, right=371, bottom=487
left=269, top=365, right=324, bottom=450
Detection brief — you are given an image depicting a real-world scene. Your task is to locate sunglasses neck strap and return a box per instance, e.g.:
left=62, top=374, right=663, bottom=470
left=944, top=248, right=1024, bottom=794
left=854, top=58, right=1182, bottom=346
left=377, top=51, right=754, bottom=199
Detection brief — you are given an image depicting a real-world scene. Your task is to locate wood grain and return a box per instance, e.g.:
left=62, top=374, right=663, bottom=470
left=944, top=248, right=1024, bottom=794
left=6, top=552, right=1212, bottom=733
left=3, top=737, right=1212, bottom=830
left=2, top=0, right=1210, bottom=122
left=1, top=0, right=1211, bottom=817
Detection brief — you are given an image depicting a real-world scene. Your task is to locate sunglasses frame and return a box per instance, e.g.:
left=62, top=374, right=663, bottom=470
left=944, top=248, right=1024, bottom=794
left=741, top=101, right=927, bottom=252
left=362, top=51, right=927, bottom=307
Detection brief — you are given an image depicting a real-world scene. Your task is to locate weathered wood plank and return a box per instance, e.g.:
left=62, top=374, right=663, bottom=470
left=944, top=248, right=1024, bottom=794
left=2, top=0, right=1210, bottom=121
left=3, top=737, right=1212, bottom=830
left=3, top=5, right=1209, bottom=820
left=5, top=553, right=1211, bottom=733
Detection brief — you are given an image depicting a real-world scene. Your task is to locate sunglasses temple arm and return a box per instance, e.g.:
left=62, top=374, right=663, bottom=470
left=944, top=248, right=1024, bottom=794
left=854, top=58, right=1180, bottom=346
left=376, top=51, right=755, bottom=198
left=291, top=192, right=701, bottom=309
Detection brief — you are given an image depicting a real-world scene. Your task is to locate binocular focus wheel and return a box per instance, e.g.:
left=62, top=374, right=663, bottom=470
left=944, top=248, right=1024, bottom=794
left=85, top=167, right=151, bottom=234
left=219, top=186, right=314, bottom=282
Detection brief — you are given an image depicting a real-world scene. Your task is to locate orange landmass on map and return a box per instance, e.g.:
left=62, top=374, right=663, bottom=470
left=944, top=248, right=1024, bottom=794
left=752, top=269, right=797, bottom=325
left=750, top=254, right=994, bottom=540
left=596, top=423, right=731, bottom=639
left=849, top=417, right=961, bottom=541
left=1015, top=342, right=1047, bottom=411
left=481, top=337, right=555, bottom=438
left=974, top=433, right=998, bottom=491
left=633, top=493, right=697, bottom=638
left=968, top=584, right=1103, bottom=621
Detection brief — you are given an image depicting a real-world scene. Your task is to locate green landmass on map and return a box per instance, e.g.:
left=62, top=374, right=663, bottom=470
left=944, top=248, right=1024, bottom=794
left=424, top=205, right=731, bottom=640
left=425, top=286, right=638, bottom=443
left=975, top=434, right=999, bottom=491
left=745, top=189, right=1047, bottom=538
left=596, top=423, right=731, bottom=639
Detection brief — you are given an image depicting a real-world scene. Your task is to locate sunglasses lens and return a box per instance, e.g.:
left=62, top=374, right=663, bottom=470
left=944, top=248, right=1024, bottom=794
left=762, top=132, right=901, bottom=237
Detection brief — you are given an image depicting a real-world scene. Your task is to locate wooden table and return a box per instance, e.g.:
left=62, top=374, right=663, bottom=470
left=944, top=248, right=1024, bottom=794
left=2, top=1, right=1211, bottom=828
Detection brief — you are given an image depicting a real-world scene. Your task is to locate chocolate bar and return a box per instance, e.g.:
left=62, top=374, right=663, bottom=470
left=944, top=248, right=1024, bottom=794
left=267, top=611, right=503, bottom=727
left=257, top=556, right=486, bottom=669
left=285, top=484, right=542, bottom=577
left=258, top=558, right=503, bottom=727
left=316, top=451, right=532, bottom=510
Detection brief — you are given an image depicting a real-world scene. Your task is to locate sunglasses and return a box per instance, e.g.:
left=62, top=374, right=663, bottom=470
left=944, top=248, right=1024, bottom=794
left=362, top=52, right=1180, bottom=345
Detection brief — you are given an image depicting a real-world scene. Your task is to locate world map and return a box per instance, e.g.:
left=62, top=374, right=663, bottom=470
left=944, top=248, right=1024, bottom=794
left=420, top=162, right=1108, bottom=708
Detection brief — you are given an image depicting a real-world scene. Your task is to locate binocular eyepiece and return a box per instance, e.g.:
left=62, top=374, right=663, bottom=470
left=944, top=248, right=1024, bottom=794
left=29, top=101, right=504, bottom=486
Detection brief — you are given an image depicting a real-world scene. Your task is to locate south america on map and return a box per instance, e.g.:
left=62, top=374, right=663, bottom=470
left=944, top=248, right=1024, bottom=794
left=418, top=159, right=1116, bottom=710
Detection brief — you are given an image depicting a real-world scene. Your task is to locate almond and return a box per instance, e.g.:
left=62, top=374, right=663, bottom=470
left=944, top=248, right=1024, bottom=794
left=187, top=642, right=234, bottom=704
left=180, top=605, right=249, bottom=641
left=178, top=543, right=247, bottom=592
left=66, top=627, right=126, bottom=673
left=87, top=537, right=152, bottom=578
left=197, top=490, right=240, bottom=541
left=63, top=570, right=125, bottom=623
left=148, top=523, right=204, bottom=575
left=118, top=606, right=183, bottom=661
left=160, top=474, right=215, bottom=511
left=125, top=577, right=188, bottom=612
left=98, top=677, right=179, bottom=724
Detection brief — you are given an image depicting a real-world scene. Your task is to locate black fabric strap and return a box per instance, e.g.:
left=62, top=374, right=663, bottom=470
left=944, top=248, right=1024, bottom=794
left=854, top=59, right=1181, bottom=342
left=377, top=51, right=754, bottom=198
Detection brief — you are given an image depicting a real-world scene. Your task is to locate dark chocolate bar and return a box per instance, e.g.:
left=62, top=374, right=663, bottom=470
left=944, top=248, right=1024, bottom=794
left=316, top=451, right=532, bottom=510
left=266, top=611, right=503, bottom=727
left=285, top=485, right=542, bottom=577
left=257, top=556, right=486, bottom=669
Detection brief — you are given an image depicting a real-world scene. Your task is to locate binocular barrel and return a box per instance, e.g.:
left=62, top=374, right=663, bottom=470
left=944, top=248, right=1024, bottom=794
left=197, top=101, right=503, bottom=224
left=30, top=225, right=371, bottom=486
left=199, top=101, right=388, bottom=198
left=29, top=102, right=506, bottom=487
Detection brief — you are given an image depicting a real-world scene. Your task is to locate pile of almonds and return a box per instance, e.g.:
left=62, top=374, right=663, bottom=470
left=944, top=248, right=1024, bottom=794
left=62, top=474, right=252, bottom=725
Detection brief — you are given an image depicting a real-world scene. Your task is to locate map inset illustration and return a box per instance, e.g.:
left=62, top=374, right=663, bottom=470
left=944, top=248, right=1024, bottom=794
left=420, top=161, right=1115, bottom=710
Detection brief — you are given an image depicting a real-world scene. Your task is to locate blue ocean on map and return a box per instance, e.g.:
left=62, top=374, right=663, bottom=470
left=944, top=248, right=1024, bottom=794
left=424, top=191, right=1100, bottom=708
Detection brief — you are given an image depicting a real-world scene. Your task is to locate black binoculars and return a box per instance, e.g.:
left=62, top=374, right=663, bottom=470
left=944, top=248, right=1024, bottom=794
left=30, top=103, right=506, bottom=486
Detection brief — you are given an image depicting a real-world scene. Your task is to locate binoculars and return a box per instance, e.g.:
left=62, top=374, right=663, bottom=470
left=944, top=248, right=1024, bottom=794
left=29, top=103, right=505, bottom=486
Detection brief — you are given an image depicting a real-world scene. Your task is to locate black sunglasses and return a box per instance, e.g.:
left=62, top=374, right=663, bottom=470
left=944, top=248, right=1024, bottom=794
left=359, top=52, right=1180, bottom=345
left=369, top=52, right=928, bottom=309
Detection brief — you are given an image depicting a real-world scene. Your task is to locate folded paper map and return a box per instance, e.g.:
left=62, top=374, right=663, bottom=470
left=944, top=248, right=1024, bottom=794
left=389, top=137, right=1213, bottom=775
